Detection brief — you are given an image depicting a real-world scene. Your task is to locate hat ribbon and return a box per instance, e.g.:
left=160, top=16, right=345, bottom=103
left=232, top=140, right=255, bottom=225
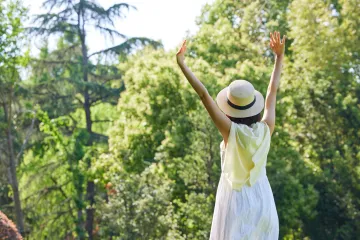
left=227, top=96, right=256, bottom=110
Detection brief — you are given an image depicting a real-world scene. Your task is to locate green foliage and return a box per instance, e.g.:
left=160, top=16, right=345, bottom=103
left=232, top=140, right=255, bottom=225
left=2, top=0, right=359, bottom=239
left=281, top=0, right=360, bottom=238
left=26, top=0, right=162, bottom=237
left=97, top=163, right=178, bottom=239
left=0, top=2, right=30, bottom=235
left=21, top=110, right=85, bottom=238
left=173, top=192, right=214, bottom=239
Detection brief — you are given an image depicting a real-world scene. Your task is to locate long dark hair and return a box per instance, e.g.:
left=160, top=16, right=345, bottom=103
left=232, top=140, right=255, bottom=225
left=226, top=113, right=262, bottom=127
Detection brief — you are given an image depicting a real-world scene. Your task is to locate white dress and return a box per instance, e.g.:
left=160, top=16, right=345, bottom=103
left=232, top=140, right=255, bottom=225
left=210, top=121, right=279, bottom=240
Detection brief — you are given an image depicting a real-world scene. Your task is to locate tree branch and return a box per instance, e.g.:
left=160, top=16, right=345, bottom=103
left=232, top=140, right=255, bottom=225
left=93, top=119, right=112, bottom=123
left=50, top=176, right=76, bottom=219
left=88, top=37, right=162, bottom=58
left=32, top=59, right=79, bottom=65
left=88, top=72, right=122, bottom=84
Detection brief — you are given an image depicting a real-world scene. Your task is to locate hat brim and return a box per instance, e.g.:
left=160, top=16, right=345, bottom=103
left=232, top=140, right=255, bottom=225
left=216, top=87, right=264, bottom=118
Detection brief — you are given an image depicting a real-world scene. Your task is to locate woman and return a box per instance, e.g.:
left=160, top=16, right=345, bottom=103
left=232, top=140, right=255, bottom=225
left=176, top=31, right=285, bottom=239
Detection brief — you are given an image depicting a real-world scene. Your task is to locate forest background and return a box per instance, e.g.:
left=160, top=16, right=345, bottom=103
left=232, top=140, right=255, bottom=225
left=0, top=0, right=359, bottom=239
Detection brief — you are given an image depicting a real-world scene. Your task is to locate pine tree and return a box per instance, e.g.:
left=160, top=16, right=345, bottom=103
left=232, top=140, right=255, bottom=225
left=29, top=0, right=161, bottom=238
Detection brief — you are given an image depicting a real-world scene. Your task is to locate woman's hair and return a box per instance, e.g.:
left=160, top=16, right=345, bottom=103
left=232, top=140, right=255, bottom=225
left=226, top=113, right=262, bottom=127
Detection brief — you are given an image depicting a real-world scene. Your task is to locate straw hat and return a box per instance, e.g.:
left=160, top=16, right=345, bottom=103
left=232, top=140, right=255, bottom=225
left=216, top=80, right=264, bottom=118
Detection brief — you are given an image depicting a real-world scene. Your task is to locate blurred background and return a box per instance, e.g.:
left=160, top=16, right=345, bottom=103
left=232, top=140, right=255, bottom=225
left=0, top=0, right=359, bottom=239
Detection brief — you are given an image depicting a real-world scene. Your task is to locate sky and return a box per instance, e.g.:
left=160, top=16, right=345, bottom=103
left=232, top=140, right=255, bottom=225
left=26, top=0, right=215, bottom=55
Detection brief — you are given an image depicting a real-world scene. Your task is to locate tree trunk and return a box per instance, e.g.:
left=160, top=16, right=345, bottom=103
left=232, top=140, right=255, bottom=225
left=80, top=24, right=95, bottom=240
left=83, top=61, right=95, bottom=240
left=3, top=101, right=25, bottom=236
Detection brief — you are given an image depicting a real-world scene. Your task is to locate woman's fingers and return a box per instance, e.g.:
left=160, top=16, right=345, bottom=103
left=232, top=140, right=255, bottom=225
left=274, top=32, right=278, bottom=43
left=269, top=31, right=286, bottom=58
left=272, top=32, right=286, bottom=45
left=177, top=40, right=187, bottom=55
left=270, top=32, right=276, bottom=44
left=277, top=31, right=281, bottom=43
left=272, top=32, right=279, bottom=46
left=182, top=40, right=187, bottom=52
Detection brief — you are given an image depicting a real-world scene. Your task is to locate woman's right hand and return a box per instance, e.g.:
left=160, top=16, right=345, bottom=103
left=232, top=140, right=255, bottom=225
left=176, top=40, right=187, bottom=64
left=270, top=31, right=285, bottom=57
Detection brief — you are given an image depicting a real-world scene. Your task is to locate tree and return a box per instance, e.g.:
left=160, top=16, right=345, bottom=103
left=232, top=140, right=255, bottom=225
left=95, top=162, right=179, bottom=239
left=283, top=0, right=360, bottom=238
left=106, top=47, right=222, bottom=238
left=20, top=109, right=104, bottom=238
left=29, top=0, right=161, bottom=238
left=0, top=0, right=29, bottom=236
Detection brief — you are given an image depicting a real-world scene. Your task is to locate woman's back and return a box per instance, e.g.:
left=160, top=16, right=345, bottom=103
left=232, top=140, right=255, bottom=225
left=210, top=121, right=279, bottom=240
left=221, top=121, right=271, bottom=190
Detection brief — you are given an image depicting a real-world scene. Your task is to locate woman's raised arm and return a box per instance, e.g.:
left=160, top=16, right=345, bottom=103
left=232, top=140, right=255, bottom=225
left=261, top=31, right=286, bottom=135
left=176, top=40, right=231, bottom=143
